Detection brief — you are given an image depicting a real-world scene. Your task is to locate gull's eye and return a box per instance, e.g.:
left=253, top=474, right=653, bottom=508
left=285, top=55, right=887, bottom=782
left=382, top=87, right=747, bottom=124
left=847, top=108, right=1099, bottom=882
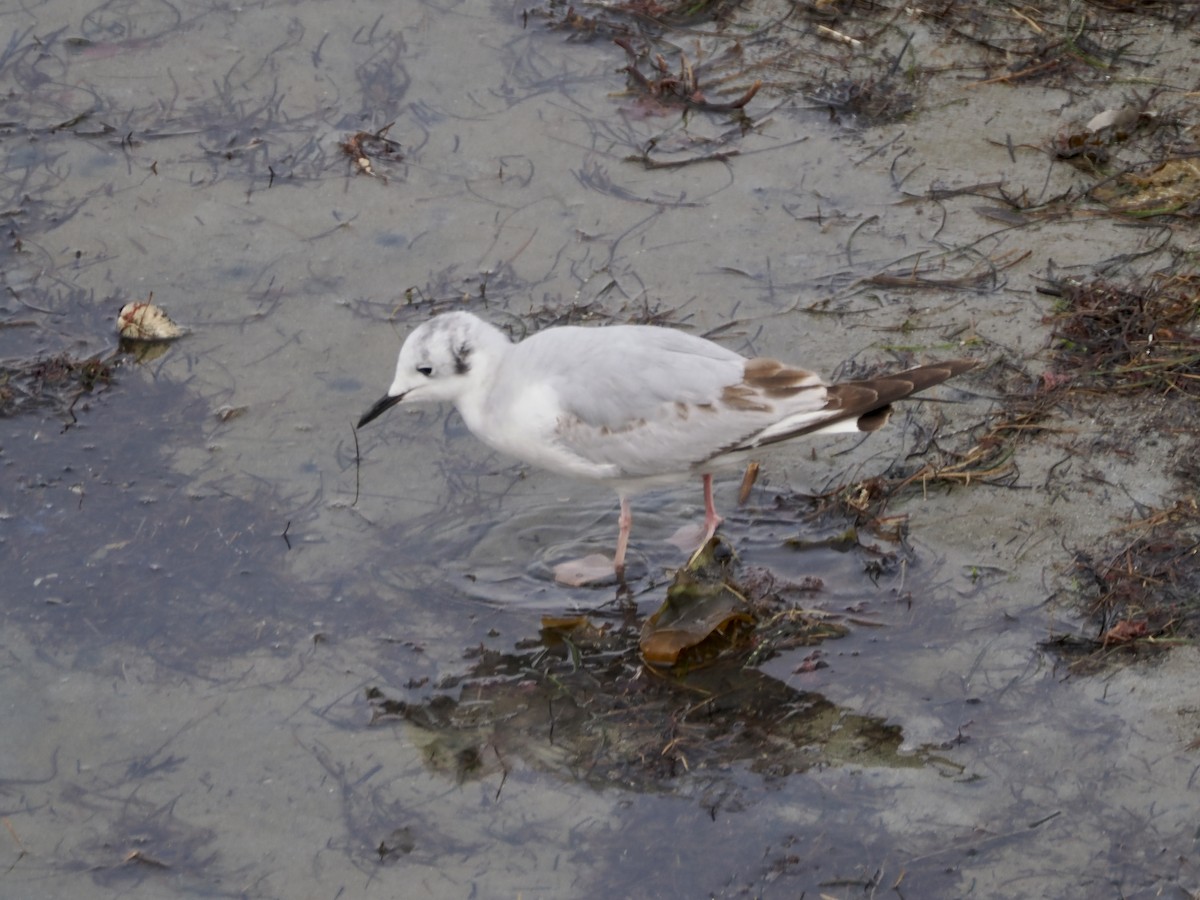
left=416, top=365, right=433, bottom=377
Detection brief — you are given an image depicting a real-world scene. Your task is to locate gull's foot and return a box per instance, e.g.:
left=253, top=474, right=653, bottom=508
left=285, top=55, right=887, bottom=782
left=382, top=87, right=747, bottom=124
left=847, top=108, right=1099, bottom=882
left=665, top=522, right=709, bottom=553
left=554, top=554, right=623, bottom=587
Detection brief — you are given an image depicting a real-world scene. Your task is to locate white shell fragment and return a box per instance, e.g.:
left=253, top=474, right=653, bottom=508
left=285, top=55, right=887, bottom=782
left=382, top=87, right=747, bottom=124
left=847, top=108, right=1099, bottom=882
left=214, top=404, right=248, bottom=423
left=118, top=300, right=185, bottom=342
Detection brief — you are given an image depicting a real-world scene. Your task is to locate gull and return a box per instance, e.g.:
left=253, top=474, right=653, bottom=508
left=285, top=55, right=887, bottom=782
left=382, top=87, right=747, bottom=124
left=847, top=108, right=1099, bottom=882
left=357, top=311, right=975, bottom=579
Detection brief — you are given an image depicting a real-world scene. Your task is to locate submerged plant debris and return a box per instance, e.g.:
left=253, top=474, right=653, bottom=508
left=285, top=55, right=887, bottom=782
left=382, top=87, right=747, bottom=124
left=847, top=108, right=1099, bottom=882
left=1023, top=272, right=1200, bottom=664
left=789, top=262, right=1200, bottom=672
left=1045, top=275, right=1200, bottom=397
left=1047, top=499, right=1200, bottom=671
left=537, top=0, right=1190, bottom=129
left=0, top=352, right=116, bottom=419
left=365, top=625, right=942, bottom=790
left=366, top=658, right=954, bottom=791
left=358, top=536, right=963, bottom=790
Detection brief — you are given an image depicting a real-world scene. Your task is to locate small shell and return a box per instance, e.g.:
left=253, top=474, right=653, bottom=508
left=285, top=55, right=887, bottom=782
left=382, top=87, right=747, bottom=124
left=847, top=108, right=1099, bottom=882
left=214, top=404, right=248, bottom=423
left=118, top=300, right=185, bottom=341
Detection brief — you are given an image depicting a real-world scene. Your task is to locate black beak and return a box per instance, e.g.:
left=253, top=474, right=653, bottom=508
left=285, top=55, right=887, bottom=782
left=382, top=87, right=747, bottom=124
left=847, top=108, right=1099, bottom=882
left=357, top=393, right=405, bottom=428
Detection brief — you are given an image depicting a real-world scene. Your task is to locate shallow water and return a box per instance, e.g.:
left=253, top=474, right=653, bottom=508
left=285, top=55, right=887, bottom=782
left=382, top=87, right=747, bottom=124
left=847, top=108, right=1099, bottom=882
left=3, top=0, right=1200, bottom=898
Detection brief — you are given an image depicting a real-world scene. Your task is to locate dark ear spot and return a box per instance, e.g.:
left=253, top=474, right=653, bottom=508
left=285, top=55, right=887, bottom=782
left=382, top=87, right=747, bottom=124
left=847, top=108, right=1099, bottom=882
left=453, top=342, right=472, bottom=375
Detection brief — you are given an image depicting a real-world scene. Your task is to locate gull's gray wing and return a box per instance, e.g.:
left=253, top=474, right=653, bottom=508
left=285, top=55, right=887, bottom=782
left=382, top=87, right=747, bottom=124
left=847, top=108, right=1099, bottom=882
left=486, top=323, right=975, bottom=483
left=510, top=326, right=831, bottom=479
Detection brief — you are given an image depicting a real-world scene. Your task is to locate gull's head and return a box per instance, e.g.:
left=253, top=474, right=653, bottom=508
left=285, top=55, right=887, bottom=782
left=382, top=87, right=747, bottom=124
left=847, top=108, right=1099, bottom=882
left=357, top=312, right=507, bottom=428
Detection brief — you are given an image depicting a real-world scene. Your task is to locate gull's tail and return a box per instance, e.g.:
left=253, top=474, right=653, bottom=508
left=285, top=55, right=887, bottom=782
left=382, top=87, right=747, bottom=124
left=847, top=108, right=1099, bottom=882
left=744, top=358, right=978, bottom=449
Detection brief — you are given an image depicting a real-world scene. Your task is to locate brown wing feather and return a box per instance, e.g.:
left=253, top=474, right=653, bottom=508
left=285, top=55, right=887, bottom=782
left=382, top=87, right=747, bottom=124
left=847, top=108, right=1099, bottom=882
left=741, top=358, right=824, bottom=398
left=742, top=358, right=977, bottom=450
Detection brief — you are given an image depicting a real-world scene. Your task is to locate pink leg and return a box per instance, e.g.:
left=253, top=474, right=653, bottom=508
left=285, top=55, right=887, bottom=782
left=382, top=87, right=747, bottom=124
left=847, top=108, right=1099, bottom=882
left=613, top=495, right=632, bottom=574
left=701, top=474, right=724, bottom=544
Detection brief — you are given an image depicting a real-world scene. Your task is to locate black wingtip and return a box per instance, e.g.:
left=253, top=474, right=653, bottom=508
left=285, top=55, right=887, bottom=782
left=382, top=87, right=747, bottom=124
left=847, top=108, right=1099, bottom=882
left=357, top=393, right=404, bottom=429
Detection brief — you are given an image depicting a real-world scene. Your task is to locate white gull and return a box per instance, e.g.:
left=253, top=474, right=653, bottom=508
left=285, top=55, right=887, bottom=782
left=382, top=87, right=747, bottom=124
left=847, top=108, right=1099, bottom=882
left=357, top=311, right=975, bottom=579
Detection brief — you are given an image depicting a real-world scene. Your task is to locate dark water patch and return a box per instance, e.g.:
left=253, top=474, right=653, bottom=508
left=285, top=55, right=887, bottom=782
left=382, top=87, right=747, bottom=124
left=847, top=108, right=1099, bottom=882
left=0, top=363, right=329, bottom=671
left=72, top=792, right=219, bottom=891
